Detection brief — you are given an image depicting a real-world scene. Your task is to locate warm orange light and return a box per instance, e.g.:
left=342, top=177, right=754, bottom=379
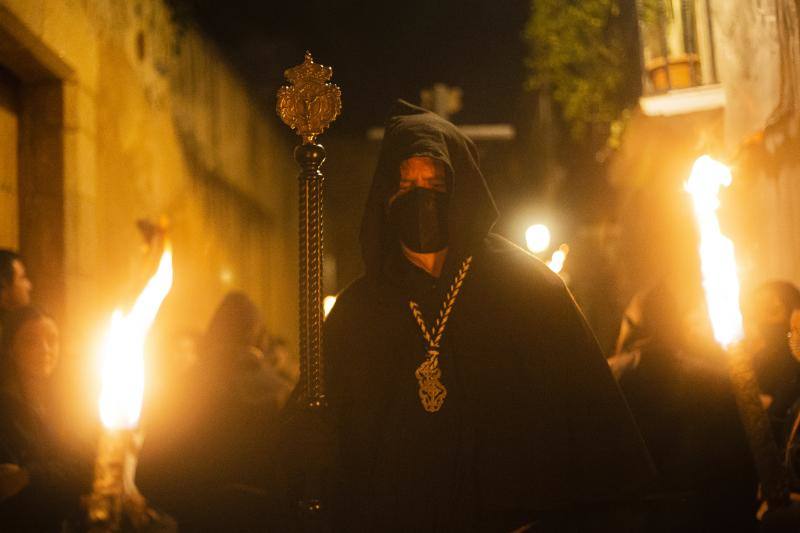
left=525, top=224, right=551, bottom=253
left=685, top=156, right=743, bottom=349
left=547, top=244, right=570, bottom=274
left=98, top=245, right=174, bottom=430
left=323, top=295, right=337, bottom=318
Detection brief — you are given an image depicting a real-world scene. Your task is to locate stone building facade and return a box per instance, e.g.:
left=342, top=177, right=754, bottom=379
left=715, top=0, right=800, bottom=286
left=0, top=1, right=297, bottom=358
left=611, top=0, right=800, bottom=303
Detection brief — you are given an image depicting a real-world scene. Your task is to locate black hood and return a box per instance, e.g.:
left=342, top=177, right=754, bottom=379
left=359, top=100, right=499, bottom=277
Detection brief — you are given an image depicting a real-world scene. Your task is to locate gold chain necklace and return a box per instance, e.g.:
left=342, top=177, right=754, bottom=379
left=408, top=256, right=473, bottom=413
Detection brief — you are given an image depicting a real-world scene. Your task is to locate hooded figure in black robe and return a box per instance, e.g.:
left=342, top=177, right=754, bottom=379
left=287, top=101, right=654, bottom=532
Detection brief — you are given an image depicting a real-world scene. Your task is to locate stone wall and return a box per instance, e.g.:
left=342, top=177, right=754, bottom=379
left=610, top=0, right=800, bottom=305
left=712, top=0, right=800, bottom=286
left=0, top=0, right=297, bottom=359
left=712, top=0, right=783, bottom=148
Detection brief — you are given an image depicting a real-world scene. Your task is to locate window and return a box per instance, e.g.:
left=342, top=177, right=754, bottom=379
left=637, top=0, right=719, bottom=94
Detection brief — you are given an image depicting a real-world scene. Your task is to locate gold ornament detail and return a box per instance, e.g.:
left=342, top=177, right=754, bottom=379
left=276, top=52, right=342, bottom=145
left=409, top=256, right=473, bottom=413
left=415, top=350, right=447, bottom=412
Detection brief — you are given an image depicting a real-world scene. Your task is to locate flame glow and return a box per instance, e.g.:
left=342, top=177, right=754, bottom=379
left=547, top=244, right=570, bottom=273
left=98, top=246, right=174, bottom=430
left=684, top=156, right=743, bottom=348
left=525, top=224, right=551, bottom=254
left=323, top=295, right=337, bottom=318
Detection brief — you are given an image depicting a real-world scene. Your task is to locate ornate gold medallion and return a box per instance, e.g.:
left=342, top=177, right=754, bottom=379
left=409, top=257, right=473, bottom=413
left=415, top=350, right=447, bottom=413
left=276, top=52, right=342, bottom=145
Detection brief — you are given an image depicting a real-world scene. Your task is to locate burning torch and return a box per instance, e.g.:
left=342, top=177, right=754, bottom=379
left=685, top=155, right=789, bottom=508
left=84, top=224, right=175, bottom=531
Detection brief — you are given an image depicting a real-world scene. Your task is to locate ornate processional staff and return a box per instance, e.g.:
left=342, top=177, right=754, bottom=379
left=277, top=52, right=341, bottom=521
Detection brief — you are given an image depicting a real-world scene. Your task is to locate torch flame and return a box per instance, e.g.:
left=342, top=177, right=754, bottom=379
left=684, top=155, right=743, bottom=349
left=98, top=245, right=174, bottom=430
left=547, top=244, right=570, bottom=274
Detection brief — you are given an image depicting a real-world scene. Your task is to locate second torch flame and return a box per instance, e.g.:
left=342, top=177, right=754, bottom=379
left=684, top=155, right=744, bottom=349
left=686, top=156, right=790, bottom=505
left=98, top=245, right=174, bottom=430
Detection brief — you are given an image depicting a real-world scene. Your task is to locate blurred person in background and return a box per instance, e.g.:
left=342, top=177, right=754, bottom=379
left=0, top=306, right=90, bottom=530
left=742, top=281, right=800, bottom=435
left=608, top=281, right=758, bottom=532
left=192, top=292, right=292, bottom=412
left=139, top=291, right=290, bottom=531
left=760, top=306, right=800, bottom=531
left=0, top=250, right=33, bottom=322
left=143, top=327, right=200, bottom=424
left=264, top=336, right=299, bottom=388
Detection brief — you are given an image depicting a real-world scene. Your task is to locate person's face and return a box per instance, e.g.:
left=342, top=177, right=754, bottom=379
left=1, top=260, right=32, bottom=309
left=753, top=290, right=791, bottom=348
left=789, top=309, right=800, bottom=361
left=755, top=291, right=789, bottom=327
left=387, top=156, right=447, bottom=208
left=11, top=317, right=60, bottom=380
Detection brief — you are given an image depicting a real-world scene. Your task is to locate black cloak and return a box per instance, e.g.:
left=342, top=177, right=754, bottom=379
left=0, top=380, right=89, bottom=530
left=305, top=101, right=653, bottom=531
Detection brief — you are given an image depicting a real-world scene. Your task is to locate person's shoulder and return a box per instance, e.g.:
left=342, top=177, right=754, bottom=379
left=0, top=381, right=21, bottom=406
left=676, top=352, right=733, bottom=395
left=0, top=382, right=25, bottom=429
left=477, top=234, right=566, bottom=293
left=323, top=276, right=372, bottom=327
left=330, top=276, right=371, bottom=308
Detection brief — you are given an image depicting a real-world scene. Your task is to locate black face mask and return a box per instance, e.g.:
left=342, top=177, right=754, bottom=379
left=388, top=188, right=449, bottom=253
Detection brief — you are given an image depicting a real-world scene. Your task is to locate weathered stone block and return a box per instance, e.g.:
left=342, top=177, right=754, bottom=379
left=63, top=130, right=97, bottom=199
left=63, top=81, right=97, bottom=136
left=64, top=191, right=97, bottom=278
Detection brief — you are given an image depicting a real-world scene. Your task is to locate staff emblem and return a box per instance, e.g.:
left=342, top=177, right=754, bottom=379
left=277, top=52, right=342, bottom=145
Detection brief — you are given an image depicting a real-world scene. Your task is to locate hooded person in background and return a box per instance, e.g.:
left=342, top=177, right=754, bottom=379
left=140, top=291, right=290, bottom=531
left=608, top=282, right=758, bottom=532
left=743, top=281, right=800, bottom=435
left=758, top=306, right=800, bottom=531
left=283, top=101, right=654, bottom=532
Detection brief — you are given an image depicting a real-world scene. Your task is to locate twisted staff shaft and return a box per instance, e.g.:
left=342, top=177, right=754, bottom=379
left=277, top=52, right=339, bottom=530
left=294, top=143, right=328, bottom=529
left=295, top=143, right=326, bottom=407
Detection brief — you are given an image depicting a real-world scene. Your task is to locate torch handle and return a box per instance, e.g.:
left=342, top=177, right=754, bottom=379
left=85, top=431, right=127, bottom=529
left=728, top=349, right=789, bottom=507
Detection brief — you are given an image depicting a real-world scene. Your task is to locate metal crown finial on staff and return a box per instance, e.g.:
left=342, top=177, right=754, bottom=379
left=277, top=52, right=342, bottom=145
left=277, top=52, right=341, bottom=408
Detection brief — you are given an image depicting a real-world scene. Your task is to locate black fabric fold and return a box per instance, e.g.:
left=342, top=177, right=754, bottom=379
left=283, top=100, right=655, bottom=531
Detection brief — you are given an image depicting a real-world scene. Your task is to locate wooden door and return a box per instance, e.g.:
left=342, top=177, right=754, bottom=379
left=0, top=65, right=18, bottom=248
